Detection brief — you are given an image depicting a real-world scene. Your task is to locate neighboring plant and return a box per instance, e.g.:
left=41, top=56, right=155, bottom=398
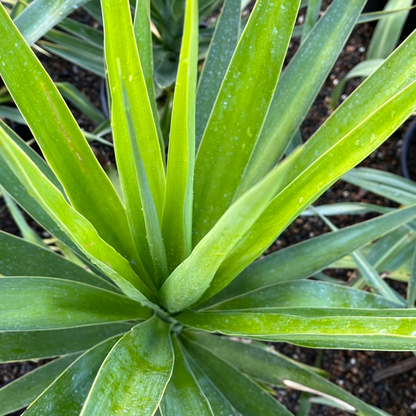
left=0, top=1, right=416, bottom=415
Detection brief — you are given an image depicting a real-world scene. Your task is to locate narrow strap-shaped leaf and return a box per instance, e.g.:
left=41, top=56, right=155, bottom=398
left=358, top=4, right=416, bottom=24
left=330, top=59, right=384, bottom=109
left=207, top=280, right=401, bottom=311
left=209, top=76, right=416, bottom=301
left=160, top=336, right=213, bottom=415
left=58, top=18, right=104, bottom=49
left=39, top=35, right=105, bottom=77
left=408, top=243, right=416, bottom=307
left=0, top=126, right=157, bottom=305
left=160, top=150, right=299, bottom=312
left=344, top=167, right=416, bottom=205
left=238, top=0, right=366, bottom=195
left=56, top=82, right=106, bottom=125
left=193, top=0, right=300, bottom=244
left=312, top=205, right=405, bottom=305
left=25, top=336, right=121, bottom=416
left=134, top=0, right=164, bottom=152
left=102, top=0, right=166, bottom=277
left=368, top=0, right=413, bottom=60
left=0, top=231, right=117, bottom=292
left=184, top=352, right=238, bottom=416
left=120, top=76, right=168, bottom=286
left=182, top=336, right=293, bottom=415
left=0, top=6, right=139, bottom=266
left=0, top=190, right=46, bottom=247
left=83, top=0, right=103, bottom=23
left=202, top=205, right=416, bottom=307
left=102, top=0, right=166, bottom=217
left=0, top=354, right=79, bottom=416
left=184, top=332, right=386, bottom=416
left=179, top=310, right=416, bottom=350
left=163, top=0, right=198, bottom=271
left=301, top=0, right=322, bottom=42
left=195, top=0, right=241, bottom=147
left=81, top=316, right=174, bottom=416
left=0, top=277, right=150, bottom=331
left=0, top=323, right=133, bottom=363
left=13, top=0, right=89, bottom=46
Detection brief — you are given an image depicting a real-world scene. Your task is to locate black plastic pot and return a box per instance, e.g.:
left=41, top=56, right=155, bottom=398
left=401, top=119, right=416, bottom=181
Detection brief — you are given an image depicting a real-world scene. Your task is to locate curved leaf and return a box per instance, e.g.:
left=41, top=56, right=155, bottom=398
left=160, top=336, right=213, bottom=415
left=193, top=0, right=300, bottom=244
left=81, top=317, right=174, bottom=416
left=0, top=354, right=79, bottom=416
left=25, top=336, right=121, bottom=416
left=0, top=323, right=133, bottom=363
left=0, top=231, right=117, bottom=292
left=0, top=277, right=150, bottom=331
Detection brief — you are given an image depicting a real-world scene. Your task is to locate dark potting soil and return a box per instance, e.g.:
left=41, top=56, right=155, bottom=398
left=1, top=2, right=416, bottom=415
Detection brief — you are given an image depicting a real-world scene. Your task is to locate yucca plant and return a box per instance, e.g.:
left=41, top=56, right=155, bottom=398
left=1, top=0, right=416, bottom=414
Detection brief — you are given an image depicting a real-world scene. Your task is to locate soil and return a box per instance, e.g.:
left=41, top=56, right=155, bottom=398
left=1, top=1, right=416, bottom=415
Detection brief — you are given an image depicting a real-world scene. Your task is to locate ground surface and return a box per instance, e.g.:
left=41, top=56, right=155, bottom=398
left=1, top=1, right=416, bottom=415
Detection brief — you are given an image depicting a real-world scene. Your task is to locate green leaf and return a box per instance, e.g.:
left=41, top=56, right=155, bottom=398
left=160, top=150, right=299, bottom=312
left=102, top=0, right=166, bottom=278
left=163, top=0, right=198, bottom=271
left=184, top=332, right=385, bottom=416
left=301, top=0, right=322, bottom=42
left=134, top=0, right=164, bottom=151
left=408, top=243, right=416, bottom=307
left=40, top=34, right=105, bottom=77
left=0, top=6, right=142, bottom=269
left=120, top=76, right=168, bottom=286
left=330, top=59, right=384, bottom=110
left=193, top=0, right=300, bottom=244
left=58, top=18, right=104, bottom=49
left=0, top=323, right=133, bottom=363
left=0, top=231, right=117, bottom=292
left=343, top=168, right=416, bottom=205
left=0, top=354, right=79, bottom=416
left=238, top=0, right=366, bottom=195
left=184, top=352, right=238, bottom=416
left=182, top=336, right=293, bottom=416
left=195, top=0, right=241, bottom=146
left=81, top=317, right=174, bottom=416
left=0, top=124, right=157, bottom=305
left=368, top=0, right=413, bottom=60
left=14, top=0, right=90, bottom=46
left=25, top=336, right=121, bottom=416
left=56, top=82, right=106, bottom=125
left=0, top=190, right=46, bottom=247
left=203, top=203, right=416, bottom=308
left=358, top=4, right=416, bottom=24
left=0, top=104, right=25, bottom=124
left=0, top=277, right=151, bottom=331
left=179, top=310, right=416, bottom=350
left=210, top=70, right=416, bottom=300
left=206, top=280, right=401, bottom=311
left=160, top=336, right=213, bottom=415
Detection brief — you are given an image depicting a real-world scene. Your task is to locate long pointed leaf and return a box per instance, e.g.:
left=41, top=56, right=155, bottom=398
left=0, top=125, right=157, bottom=305
left=238, top=0, right=366, bottom=195
left=182, top=336, right=293, bottom=415
left=193, top=0, right=300, bottom=244
left=0, top=323, right=133, bottom=363
left=0, top=277, right=150, bottom=331
left=81, top=317, right=174, bottom=416
left=184, top=332, right=385, bottom=416
left=0, top=354, right=79, bottom=416
left=179, top=310, right=416, bottom=350
left=25, top=336, right=121, bottom=415
left=195, top=0, right=241, bottom=146
left=0, top=6, right=139, bottom=267
left=160, top=336, right=213, bottom=415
